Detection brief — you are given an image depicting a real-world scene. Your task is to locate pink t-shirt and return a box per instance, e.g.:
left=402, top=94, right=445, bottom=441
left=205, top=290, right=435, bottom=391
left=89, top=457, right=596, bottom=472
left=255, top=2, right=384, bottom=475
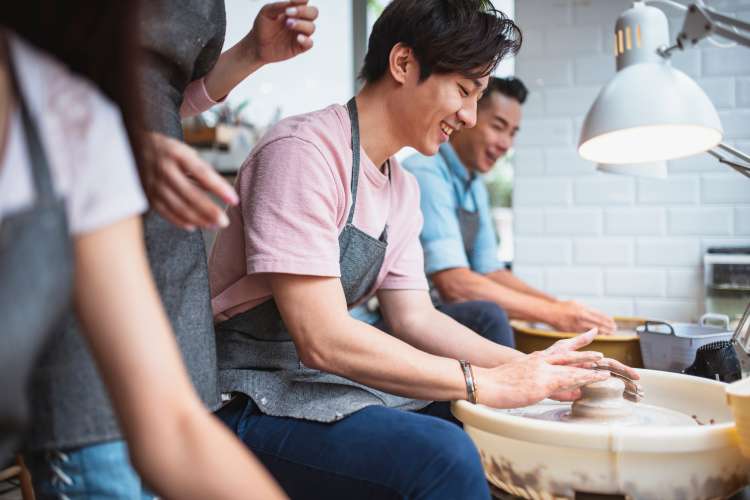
left=209, top=104, right=428, bottom=321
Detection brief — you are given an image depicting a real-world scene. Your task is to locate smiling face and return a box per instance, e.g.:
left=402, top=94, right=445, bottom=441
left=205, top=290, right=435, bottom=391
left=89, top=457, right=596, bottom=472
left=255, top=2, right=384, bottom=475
left=450, top=91, right=522, bottom=174
left=388, top=46, right=490, bottom=157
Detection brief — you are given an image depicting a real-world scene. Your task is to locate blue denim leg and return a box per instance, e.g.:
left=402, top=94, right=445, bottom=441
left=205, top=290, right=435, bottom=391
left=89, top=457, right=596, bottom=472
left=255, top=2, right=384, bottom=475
left=25, top=440, right=155, bottom=500
left=216, top=396, right=489, bottom=500
left=437, top=301, right=515, bottom=348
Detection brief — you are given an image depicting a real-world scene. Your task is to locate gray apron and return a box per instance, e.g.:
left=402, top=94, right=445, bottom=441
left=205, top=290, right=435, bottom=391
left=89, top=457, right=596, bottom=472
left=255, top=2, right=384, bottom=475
left=0, top=55, right=73, bottom=457
left=215, top=98, right=428, bottom=422
left=139, top=0, right=225, bottom=414
left=438, top=149, right=481, bottom=256
left=430, top=150, right=481, bottom=305
left=24, top=1, right=226, bottom=452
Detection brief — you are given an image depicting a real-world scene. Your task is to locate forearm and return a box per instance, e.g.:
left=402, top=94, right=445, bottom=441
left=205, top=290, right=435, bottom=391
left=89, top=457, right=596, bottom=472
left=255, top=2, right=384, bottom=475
left=387, top=305, right=524, bottom=368
left=300, top=315, right=468, bottom=402
left=203, top=40, right=263, bottom=102
left=74, top=218, right=284, bottom=499
left=487, top=269, right=556, bottom=302
left=435, top=269, right=556, bottom=323
left=130, top=407, right=285, bottom=500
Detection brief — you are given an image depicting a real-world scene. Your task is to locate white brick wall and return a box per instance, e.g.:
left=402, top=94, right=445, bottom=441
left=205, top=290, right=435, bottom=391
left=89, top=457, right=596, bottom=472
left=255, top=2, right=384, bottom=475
left=513, top=0, right=750, bottom=321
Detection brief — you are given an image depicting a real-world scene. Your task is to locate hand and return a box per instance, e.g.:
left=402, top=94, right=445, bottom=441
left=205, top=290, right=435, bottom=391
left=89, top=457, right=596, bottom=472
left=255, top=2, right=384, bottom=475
left=540, top=327, right=640, bottom=400
left=542, top=327, right=598, bottom=356
left=142, top=132, right=239, bottom=230
left=547, top=300, right=617, bottom=335
left=475, top=350, right=609, bottom=409
left=243, top=0, right=319, bottom=66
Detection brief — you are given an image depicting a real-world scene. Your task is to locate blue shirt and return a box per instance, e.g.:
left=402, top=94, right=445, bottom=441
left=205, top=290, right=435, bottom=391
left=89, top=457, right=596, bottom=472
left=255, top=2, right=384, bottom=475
left=403, top=143, right=502, bottom=277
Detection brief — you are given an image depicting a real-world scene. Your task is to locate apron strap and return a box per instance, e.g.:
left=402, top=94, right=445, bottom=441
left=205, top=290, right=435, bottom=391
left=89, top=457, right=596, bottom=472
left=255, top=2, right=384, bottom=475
left=6, top=39, right=56, bottom=204
left=438, top=147, right=477, bottom=211
left=345, top=98, right=361, bottom=226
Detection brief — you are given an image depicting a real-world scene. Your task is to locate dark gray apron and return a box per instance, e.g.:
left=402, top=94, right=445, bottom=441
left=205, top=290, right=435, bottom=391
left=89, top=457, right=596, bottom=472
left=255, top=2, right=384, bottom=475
left=429, top=150, right=481, bottom=305
left=438, top=149, right=481, bottom=256
left=215, top=99, right=428, bottom=422
left=0, top=54, right=73, bottom=457
left=23, top=1, right=226, bottom=452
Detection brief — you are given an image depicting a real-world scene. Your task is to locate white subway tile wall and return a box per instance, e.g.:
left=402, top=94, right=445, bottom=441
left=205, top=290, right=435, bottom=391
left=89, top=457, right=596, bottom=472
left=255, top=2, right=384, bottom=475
left=513, top=0, right=750, bottom=321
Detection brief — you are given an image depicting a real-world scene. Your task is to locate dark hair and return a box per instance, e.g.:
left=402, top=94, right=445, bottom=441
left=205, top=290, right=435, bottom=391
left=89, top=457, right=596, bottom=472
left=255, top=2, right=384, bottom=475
left=479, top=76, right=528, bottom=106
left=360, top=0, right=522, bottom=84
left=0, top=1, right=144, bottom=169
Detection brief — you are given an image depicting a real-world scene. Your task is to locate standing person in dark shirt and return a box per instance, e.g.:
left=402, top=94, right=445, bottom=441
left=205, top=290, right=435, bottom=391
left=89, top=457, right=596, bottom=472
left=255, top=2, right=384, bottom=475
left=21, top=1, right=318, bottom=497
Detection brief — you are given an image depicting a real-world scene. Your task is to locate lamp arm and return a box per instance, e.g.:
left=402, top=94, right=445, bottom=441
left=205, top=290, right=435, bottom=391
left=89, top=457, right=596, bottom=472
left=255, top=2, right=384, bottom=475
left=677, top=4, right=750, bottom=49
left=707, top=145, right=750, bottom=179
left=717, top=143, right=750, bottom=165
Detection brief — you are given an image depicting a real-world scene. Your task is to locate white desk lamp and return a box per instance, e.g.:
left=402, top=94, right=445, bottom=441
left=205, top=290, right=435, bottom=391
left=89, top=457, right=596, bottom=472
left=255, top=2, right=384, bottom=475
left=578, top=1, right=750, bottom=178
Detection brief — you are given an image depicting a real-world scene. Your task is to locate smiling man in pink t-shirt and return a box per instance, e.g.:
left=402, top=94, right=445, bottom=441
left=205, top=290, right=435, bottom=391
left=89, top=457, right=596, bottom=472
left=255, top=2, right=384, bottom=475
left=208, top=1, right=637, bottom=498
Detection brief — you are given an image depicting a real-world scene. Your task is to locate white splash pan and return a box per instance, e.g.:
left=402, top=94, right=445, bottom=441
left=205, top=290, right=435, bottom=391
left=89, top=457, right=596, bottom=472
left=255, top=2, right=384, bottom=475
left=452, top=369, right=750, bottom=499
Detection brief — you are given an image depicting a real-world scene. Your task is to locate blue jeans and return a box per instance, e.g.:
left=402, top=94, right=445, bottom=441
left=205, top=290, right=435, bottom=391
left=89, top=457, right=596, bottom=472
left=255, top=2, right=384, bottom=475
left=373, top=300, right=514, bottom=348
left=25, top=440, right=155, bottom=500
left=437, top=301, right=514, bottom=348
left=217, top=395, right=490, bottom=499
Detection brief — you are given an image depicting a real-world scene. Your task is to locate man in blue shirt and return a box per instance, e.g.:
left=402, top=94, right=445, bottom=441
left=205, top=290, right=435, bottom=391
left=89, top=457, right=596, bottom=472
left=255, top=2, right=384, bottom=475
left=404, top=77, right=616, bottom=335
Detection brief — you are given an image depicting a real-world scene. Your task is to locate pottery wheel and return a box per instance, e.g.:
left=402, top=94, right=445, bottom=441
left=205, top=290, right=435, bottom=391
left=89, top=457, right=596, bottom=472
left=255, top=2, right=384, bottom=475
left=508, top=377, right=696, bottom=426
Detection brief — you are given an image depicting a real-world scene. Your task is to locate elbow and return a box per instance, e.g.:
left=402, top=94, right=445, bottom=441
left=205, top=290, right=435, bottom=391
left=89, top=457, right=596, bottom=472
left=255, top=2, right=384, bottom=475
left=293, top=322, right=341, bottom=373
left=433, top=270, right=473, bottom=303
left=436, top=282, right=463, bottom=303
left=297, top=343, right=330, bottom=372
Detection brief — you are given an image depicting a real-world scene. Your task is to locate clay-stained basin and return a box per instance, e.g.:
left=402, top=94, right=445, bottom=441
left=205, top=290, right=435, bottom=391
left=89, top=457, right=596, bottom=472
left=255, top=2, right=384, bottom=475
left=452, top=369, right=750, bottom=499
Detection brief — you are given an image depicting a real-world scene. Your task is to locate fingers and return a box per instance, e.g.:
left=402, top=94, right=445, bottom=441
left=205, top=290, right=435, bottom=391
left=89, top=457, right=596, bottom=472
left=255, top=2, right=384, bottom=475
left=151, top=200, right=195, bottom=232
left=163, top=161, right=230, bottom=229
left=549, top=388, right=582, bottom=402
left=286, top=19, right=316, bottom=37
left=296, top=35, right=314, bottom=52
left=595, top=357, right=640, bottom=381
left=556, top=366, right=610, bottom=392
left=262, top=1, right=305, bottom=19
left=166, top=140, right=239, bottom=206
left=581, top=309, right=617, bottom=336
left=546, top=328, right=598, bottom=355
left=288, top=4, right=318, bottom=21
left=545, top=350, right=603, bottom=366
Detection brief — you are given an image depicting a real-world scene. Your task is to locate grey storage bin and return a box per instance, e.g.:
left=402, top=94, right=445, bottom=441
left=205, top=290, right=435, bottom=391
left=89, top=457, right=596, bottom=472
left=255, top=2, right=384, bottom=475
left=637, top=313, right=733, bottom=372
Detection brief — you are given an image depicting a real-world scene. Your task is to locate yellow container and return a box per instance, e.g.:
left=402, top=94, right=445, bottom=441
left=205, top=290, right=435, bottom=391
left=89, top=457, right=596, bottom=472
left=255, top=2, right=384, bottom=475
left=727, top=378, right=750, bottom=459
left=511, top=317, right=645, bottom=368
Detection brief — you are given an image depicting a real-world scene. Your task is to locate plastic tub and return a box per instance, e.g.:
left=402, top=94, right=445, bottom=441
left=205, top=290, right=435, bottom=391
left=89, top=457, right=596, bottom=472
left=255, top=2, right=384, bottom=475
left=637, top=313, right=732, bottom=372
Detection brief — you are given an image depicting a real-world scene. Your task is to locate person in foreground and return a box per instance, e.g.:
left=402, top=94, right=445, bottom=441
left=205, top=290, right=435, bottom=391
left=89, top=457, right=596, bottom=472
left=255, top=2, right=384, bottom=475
left=0, top=1, right=292, bottom=498
left=403, top=76, right=617, bottom=335
left=209, top=1, right=637, bottom=498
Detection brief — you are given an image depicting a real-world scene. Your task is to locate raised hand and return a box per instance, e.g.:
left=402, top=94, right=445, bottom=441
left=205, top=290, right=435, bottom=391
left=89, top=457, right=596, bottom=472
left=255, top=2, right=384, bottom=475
left=242, top=0, right=320, bottom=65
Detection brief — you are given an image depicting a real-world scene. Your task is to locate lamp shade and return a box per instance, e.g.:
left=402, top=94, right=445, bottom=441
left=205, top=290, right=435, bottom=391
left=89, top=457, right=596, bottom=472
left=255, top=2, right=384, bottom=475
left=597, top=160, right=668, bottom=178
left=578, top=63, right=723, bottom=165
left=578, top=1, right=723, bottom=167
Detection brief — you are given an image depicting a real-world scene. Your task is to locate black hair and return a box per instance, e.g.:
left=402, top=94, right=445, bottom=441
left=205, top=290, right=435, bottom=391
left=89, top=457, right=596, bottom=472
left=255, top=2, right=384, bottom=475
left=360, top=0, right=522, bottom=84
left=0, top=0, right=144, bottom=169
left=479, top=76, right=528, bottom=106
